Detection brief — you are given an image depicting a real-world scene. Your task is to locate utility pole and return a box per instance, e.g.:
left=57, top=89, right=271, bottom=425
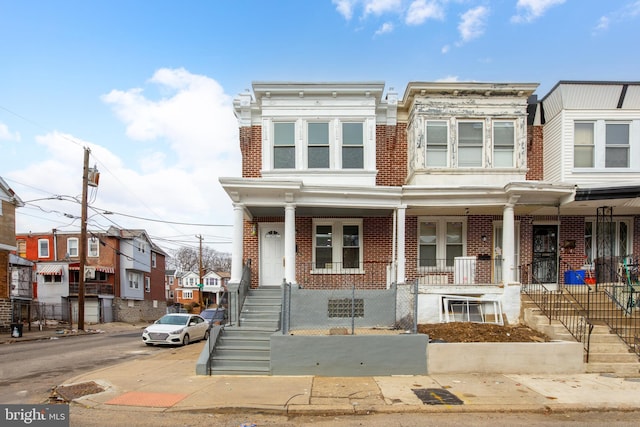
left=78, top=147, right=90, bottom=330
left=197, top=235, right=204, bottom=309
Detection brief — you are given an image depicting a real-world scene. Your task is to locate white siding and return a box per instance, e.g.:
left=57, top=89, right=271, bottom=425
left=542, top=112, right=563, bottom=182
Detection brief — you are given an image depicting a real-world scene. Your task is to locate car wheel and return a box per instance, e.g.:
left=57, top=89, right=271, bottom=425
left=203, top=330, right=210, bottom=341
left=182, top=334, right=190, bottom=346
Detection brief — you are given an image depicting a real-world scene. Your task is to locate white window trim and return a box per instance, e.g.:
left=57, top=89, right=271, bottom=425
left=312, top=218, right=364, bottom=274
left=128, top=272, right=140, bottom=289
left=145, top=277, right=151, bottom=293
left=417, top=216, right=467, bottom=272
left=584, top=217, right=633, bottom=264
left=182, top=290, right=193, bottom=299
left=151, top=253, right=157, bottom=268
left=67, top=238, right=79, bottom=258
left=38, top=239, right=50, bottom=258
left=492, top=120, right=516, bottom=168
left=425, top=120, right=449, bottom=168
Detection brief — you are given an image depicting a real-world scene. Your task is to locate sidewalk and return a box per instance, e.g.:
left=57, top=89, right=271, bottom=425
left=5, top=323, right=640, bottom=414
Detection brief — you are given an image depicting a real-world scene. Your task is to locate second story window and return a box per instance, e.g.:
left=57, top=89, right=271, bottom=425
left=88, top=238, right=99, bottom=257
left=341, top=122, right=364, bottom=169
left=457, top=122, right=483, bottom=167
left=308, top=122, right=330, bottom=168
left=145, top=277, right=151, bottom=292
left=493, top=122, right=515, bottom=167
left=574, top=122, right=595, bottom=167
left=274, top=122, right=296, bottom=169
left=38, top=239, right=49, bottom=258
left=151, top=253, right=157, bottom=268
left=17, top=240, right=26, bottom=258
left=426, top=121, right=448, bottom=167
left=67, top=238, right=79, bottom=258
left=605, top=122, right=629, bottom=168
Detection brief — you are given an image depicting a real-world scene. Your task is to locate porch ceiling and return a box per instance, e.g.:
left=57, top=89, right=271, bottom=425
left=246, top=205, right=393, bottom=218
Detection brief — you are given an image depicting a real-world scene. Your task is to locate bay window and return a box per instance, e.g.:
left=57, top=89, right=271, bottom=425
left=574, top=122, right=595, bottom=167
left=457, top=122, right=483, bottom=167
left=342, top=122, right=364, bottom=169
left=308, top=122, right=330, bottom=168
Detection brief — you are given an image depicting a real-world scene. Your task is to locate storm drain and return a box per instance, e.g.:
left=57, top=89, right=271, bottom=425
left=412, top=388, right=464, bottom=405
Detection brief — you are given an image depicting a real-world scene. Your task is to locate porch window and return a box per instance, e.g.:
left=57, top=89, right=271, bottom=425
left=584, top=218, right=632, bottom=264
left=128, top=272, right=140, bottom=289
left=342, top=122, right=364, bottom=169
left=457, top=122, right=483, bottom=167
left=182, top=290, right=193, bottom=299
left=493, top=121, right=515, bottom=167
left=67, top=238, right=79, bottom=257
left=313, top=220, right=362, bottom=271
left=274, top=122, right=296, bottom=169
left=574, top=122, right=594, bottom=167
left=426, top=121, right=448, bottom=167
left=43, top=275, right=62, bottom=283
left=308, top=122, right=330, bottom=168
left=605, top=123, right=629, bottom=168
left=419, top=218, right=465, bottom=268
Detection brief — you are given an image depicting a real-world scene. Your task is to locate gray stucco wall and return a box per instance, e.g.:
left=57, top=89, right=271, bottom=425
left=271, top=334, right=428, bottom=376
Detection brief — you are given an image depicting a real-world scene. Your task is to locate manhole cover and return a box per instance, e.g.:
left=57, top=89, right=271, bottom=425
left=53, top=381, right=105, bottom=402
left=412, top=388, right=464, bottom=405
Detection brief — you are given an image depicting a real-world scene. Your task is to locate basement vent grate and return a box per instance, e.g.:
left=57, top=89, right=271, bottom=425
left=412, top=388, right=464, bottom=405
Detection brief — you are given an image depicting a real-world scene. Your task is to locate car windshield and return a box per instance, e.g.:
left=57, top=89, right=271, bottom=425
left=156, top=315, right=189, bottom=326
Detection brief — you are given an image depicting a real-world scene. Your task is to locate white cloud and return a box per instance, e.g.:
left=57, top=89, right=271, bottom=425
left=333, top=0, right=357, bottom=20
left=101, top=68, right=239, bottom=171
left=374, top=22, right=395, bottom=35
left=12, top=69, right=240, bottom=252
left=0, top=122, right=20, bottom=141
left=436, top=75, right=460, bottom=82
left=458, top=6, right=489, bottom=43
left=441, top=44, right=450, bottom=54
left=511, top=0, right=566, bottom=24
left=364, top=0, right=403, bottom=16
left=593, top=1, right=640, bottom=34
left=405, top=0, right=445, bottom=25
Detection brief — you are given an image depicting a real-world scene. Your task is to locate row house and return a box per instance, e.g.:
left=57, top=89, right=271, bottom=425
left=15, top=226, right=167, bottom=324
left=220, top=80, right=640, bottom=325
left=0, top=177, right=25, bottom=332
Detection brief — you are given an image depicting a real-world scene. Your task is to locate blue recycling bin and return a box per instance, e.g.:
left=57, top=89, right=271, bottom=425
left=564, top=270, right=585, bottom=285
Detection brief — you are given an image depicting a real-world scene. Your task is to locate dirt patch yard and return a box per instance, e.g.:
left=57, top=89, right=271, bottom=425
left=418, top=322, right=550, bottom=343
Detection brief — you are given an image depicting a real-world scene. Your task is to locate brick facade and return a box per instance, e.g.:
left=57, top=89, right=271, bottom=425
left=376, top=123, right=407, bottom=187
left=526, top=125, right=544, bottom=181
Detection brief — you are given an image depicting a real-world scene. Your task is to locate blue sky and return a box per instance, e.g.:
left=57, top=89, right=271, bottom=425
left=1, top=0, right=639, bottom=254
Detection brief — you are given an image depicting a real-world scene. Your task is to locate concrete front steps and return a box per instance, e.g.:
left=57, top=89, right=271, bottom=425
left=208, top=287, right=282, bottom=375
left=523, top=305, right=640, bottom=377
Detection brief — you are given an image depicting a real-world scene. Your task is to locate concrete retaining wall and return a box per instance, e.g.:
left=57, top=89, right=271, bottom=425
left=427, top=341, right=585, bottom=374
left=271, top=334, right=429, bottom=376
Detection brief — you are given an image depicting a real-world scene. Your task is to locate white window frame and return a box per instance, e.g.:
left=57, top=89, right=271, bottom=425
left=38, top=239, right=50, bottom=258
left=128, top=272, right=140, bottom=289
left=425, top=120, right=449, bottom=167
left=418, top=217, right=467, bottom=271
left=493, top=121, right=515, bottom=167
left=307, top=121, right=331, bottom=169
left=573, top=120, right=634, bottom=170
left=457, top=121, right=484, bottom=167
left=182, top=290, right=193, bottom=299
left=273, top=121, right=296, bottom=169
left=151, top=253, right=157, bottom=268
left=145, top=277, right=151, bottom=293
left=67, top=238, right=79, bottom=258
left=312, top=219, right=363, bottom=273
left=88, top=237, right=99, bottom=258
left=340, top=121, right=364, bottom=169
left=605, top=121, right=630, bottom=168
left=574, top=121, right=595, bottom=168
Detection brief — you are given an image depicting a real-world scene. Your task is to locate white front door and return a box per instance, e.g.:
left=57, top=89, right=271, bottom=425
left=260, top=223, right=285, bottom=287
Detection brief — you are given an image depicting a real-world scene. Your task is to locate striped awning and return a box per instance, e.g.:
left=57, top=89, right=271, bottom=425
left=68, top=265, right=115, bottom=274
left=38, top=265, right=63, bottom=275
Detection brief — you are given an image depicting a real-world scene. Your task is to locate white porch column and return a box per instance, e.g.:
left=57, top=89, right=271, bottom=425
left=396, top=205, right=406, bottom=284
left=501, top=197, right=519, bottom=284
left=230, top=203, right=245, bottom=283
left=284, top=203, right=296, bottom=284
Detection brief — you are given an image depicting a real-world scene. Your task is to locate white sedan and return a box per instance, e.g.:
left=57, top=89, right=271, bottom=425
left=142, top=313, right=210, bottom=346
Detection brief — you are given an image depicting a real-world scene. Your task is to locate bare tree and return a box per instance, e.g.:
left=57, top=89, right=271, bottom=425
left=167, top=246, right=231, bottom=274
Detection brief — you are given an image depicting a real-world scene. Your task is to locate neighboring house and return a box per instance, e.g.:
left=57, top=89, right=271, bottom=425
left=0, top=177, right=25, bottom=332
left=15, top=226, right=167, bottom=324
left=221, top=80, right=625, bottom=325
left=164, top=269, right=177, bottom=302
left=535, top=81, right=640, bottom=276
left=175, top=270, right=203, bottom=310
left=203, top=270, right=225, bottom=306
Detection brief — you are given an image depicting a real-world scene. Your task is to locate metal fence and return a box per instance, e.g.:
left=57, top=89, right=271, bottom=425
left=9, top=300, right=72, bottom=331
left=281, top=281, right=418, bottom=335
